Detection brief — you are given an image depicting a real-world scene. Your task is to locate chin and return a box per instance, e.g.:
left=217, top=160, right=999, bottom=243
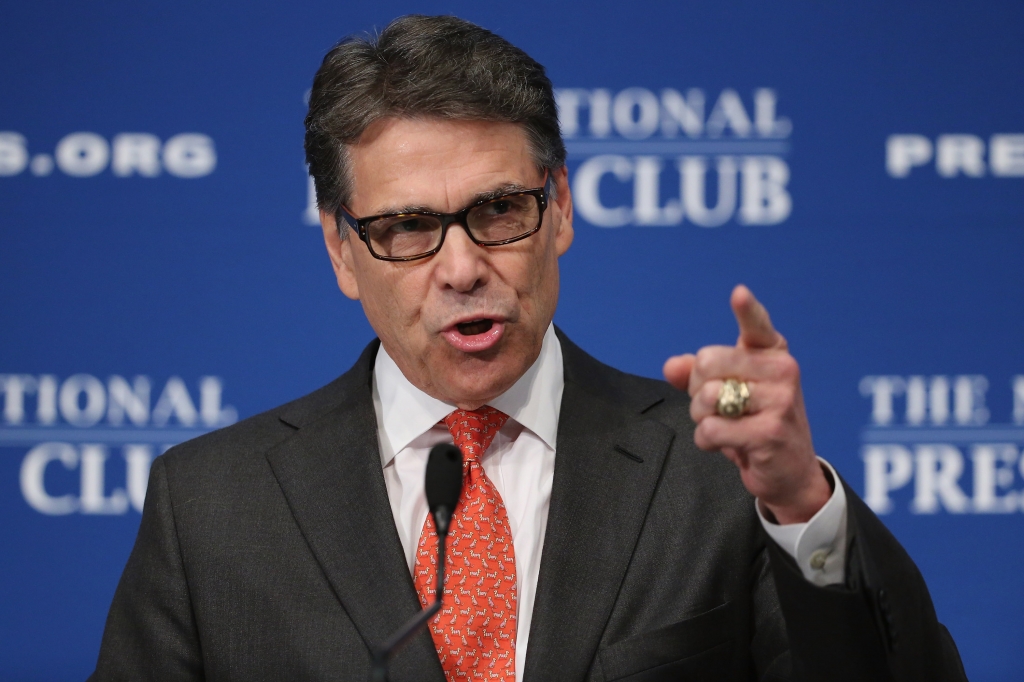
left=441, top=356, right=522, bottom=406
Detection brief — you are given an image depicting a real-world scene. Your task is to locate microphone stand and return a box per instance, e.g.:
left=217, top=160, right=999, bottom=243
left=369, top=506, right=451, bottom=682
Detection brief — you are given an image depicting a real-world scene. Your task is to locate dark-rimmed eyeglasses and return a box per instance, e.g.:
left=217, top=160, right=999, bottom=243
left=338, top=173, right=551, bottom=262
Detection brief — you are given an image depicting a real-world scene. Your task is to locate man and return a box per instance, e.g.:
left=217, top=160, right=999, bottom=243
left=91, top=15, right=967, bottom=682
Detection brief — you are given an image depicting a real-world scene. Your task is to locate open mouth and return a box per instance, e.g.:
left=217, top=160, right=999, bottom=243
left=456, top=319, right=494, bottom=336
left=442, top=317, right=505, bottom=352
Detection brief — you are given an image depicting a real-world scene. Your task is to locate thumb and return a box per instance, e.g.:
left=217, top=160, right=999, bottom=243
left=663, top=353, right=696, bottom=392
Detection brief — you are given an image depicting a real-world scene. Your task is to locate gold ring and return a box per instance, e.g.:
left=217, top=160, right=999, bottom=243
left=716, top=379, right=750, bottom=419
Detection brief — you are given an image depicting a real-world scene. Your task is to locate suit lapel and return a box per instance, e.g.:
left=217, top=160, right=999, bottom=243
left=264, top=343, right=444, bottom=681
left=260, top=333, right=673, bottom=681
left=523, top=354, right=675, bottom=682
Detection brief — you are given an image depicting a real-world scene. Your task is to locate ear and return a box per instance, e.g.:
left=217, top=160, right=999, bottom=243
left=320, top=210, right=361, bottom=300
left=551, top=166, right=574, bottom=257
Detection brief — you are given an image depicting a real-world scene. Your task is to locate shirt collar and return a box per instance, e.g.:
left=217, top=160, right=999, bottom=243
left=372, top=323, right=563, bottom=467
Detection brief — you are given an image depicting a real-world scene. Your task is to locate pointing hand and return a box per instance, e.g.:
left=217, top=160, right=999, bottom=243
left=663, top=285, right=831, bottom=524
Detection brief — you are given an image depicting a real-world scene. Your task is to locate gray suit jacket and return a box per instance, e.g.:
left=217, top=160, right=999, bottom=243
left=91, top=331, right=967, bottom=681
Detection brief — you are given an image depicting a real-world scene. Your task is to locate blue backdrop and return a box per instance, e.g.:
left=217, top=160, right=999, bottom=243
left=2, top=1, right=1022, bottom=679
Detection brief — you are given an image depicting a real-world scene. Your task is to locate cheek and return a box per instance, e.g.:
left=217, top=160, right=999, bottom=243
left=355, top=266, right=424, bottom=336
left=532, top=228, right=563, bottom=287
left=508, top=237, right=561, bottom=315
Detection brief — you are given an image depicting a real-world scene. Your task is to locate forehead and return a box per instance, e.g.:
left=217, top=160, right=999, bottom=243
left=346, top=117, right=540, bottom=215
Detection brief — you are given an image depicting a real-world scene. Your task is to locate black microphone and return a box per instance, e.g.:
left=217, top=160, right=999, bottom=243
left=370, top=443, right=463, bottom=682
left=425, top=442, right=463, bottom=535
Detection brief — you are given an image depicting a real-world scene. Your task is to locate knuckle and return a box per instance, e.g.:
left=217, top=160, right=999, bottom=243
left=700, top=381, right=720, bottom=404
left=686, top=374, right=703, bottom=398
left=696, top=419, right=718, bottom=446
left=694, top=348, right=714, bottom=374
left=771, top=382, right=795, bottom=407
left=773, top=353, right=799, bottom=380
left=763, top=418, right=788, bottom=445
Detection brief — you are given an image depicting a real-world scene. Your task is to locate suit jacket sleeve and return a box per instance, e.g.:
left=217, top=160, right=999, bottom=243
left=89, top=455, right=204, bottom=681
left=765, top=478, right=968, bottom=682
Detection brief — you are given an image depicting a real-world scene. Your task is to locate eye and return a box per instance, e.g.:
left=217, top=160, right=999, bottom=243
left=488, top=200, right=512, bottom=215
left=390, top=217, right=429, bottom=233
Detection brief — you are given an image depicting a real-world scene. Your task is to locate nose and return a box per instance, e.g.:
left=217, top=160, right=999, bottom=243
left=433, top=223, right=489, bottom=293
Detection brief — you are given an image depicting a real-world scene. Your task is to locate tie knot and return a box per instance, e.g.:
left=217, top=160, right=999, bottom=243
left=443, top=406, right=509, bottom=465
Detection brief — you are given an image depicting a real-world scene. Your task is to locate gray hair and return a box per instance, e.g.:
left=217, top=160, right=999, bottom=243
left=303, top=15, right=566, bottom=226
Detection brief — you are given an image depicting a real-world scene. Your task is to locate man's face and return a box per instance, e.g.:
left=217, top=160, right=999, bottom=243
left=321, top=118, right=574, bottom=409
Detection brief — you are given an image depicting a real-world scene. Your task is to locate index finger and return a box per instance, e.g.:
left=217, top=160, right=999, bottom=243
left=731, top=284, right=785, bottom=350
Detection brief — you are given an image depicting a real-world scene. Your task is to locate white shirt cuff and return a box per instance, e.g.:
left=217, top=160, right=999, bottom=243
left=756, top=458, right=848, bottom=587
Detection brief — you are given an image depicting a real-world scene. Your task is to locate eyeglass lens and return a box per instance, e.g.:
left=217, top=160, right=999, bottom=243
left=365, top=193, right=541, bottom=259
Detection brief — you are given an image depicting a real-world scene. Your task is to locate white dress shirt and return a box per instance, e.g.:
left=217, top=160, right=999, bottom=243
left=372, top=324, right=847, bottom=681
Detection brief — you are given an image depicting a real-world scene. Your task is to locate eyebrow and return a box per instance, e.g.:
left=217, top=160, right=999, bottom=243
left=372, top=182, right=534, bottom=216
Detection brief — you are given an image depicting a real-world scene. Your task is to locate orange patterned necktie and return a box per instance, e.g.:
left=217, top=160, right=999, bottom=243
left=413, top=406, right=517, bottom=681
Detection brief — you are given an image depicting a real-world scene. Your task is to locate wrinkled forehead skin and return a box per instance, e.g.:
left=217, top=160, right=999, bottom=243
left=347, top=118, right=542, bottom=216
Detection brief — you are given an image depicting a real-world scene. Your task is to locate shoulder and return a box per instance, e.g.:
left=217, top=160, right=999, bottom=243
left=157, top=339, right=379, bottom=483
left=557, top=328, right=742, bottom=489
left=556, top=328, right=687, bottom=416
